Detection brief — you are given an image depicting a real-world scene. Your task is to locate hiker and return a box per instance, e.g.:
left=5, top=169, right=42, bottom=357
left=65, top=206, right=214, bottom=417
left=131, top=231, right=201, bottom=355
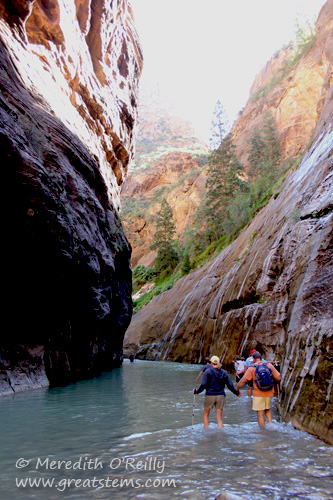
left=237, top=351, right=281, bottom=427
left=195, top=359, right=211, bottom=382
left=243, top=349, right=256, bottom=397
left=244, top=349, right=267, bottom=397
left=193, top=355, right=242, bottom=428
left=234, top=356, right=245, bottom=383
left=129, top=353, right=135, bottom=363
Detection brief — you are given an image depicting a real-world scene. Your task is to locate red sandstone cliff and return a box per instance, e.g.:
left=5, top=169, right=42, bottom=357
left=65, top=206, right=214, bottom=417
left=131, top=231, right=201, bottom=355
left=121, top=90, right=208, bottom=267
left=0, top=0, right=142, bottom=394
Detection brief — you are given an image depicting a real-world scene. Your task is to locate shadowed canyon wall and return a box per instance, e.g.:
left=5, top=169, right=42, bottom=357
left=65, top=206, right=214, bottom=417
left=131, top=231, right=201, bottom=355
left=124, top=1, right=333, bottom=443
left=1, top=0, right=142, bottom=394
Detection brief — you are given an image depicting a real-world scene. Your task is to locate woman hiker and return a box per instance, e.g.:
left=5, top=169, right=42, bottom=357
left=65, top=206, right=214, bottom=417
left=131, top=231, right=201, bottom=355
left=193, top=355, right=242, bottom=428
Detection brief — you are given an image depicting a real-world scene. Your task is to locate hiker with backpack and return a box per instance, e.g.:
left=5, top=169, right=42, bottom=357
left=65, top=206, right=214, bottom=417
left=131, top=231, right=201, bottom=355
left=236, top=351, right=281, bottom=427
left=193, top=355, right=242, bottom=429
left=244, top=349, right=267, bottom=397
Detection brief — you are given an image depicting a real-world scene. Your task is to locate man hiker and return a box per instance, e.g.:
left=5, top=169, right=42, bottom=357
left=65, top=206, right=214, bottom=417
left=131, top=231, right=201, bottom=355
left=193, top=355, right=242, bottom=428
left=237, top=351, right=281, bottom=427
left=244, top=349, right=267, bottom=397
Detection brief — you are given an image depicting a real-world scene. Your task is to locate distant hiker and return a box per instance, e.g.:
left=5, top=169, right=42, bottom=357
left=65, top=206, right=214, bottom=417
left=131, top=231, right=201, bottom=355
left=234, top=357, right=245, bottom=383
left=195, top=359, right=211, bottom=381
left=243, top=349, right=256, bottom=397
left=237, top=351, right=281, bottom=427
left=129, top=353, right=135, bottom=363
left=193, top=355, right=242, bottom=428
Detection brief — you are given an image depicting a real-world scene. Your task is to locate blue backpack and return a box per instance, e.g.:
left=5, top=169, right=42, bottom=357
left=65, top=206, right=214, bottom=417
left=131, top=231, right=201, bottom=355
left=255, top=363, right=273, bottom=391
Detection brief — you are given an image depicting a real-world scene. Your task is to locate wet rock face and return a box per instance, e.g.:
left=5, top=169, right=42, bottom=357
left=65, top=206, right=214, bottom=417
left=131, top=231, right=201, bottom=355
left=124, top=123, right=333, bottom=443
left=0, top=0, right=142, bottom=394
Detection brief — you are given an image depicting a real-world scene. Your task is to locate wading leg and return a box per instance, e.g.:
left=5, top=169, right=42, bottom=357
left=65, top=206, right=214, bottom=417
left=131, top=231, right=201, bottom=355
left=264, top=409, right=272, bottom=423
left=257, top=410, right=265, bottom=426
left=203, top=407, right=210, bottom=428
left=216, top=408, right=223, bottom=428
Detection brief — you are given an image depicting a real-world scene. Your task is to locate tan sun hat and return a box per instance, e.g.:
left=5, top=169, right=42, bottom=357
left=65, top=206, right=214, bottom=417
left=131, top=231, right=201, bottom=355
left=210, top=355, right=220, bottom=364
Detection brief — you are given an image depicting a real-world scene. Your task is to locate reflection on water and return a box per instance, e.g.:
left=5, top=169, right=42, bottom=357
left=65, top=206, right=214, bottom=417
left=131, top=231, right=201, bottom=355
left=0, top=360, right=332, bottom=499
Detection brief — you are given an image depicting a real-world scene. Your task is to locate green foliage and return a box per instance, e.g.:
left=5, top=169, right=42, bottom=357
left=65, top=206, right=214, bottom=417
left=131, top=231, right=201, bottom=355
left=150, top=198, right=179, bottom=275
left=133, top=272, right=183, bottom=313
left=248, top=111, right=281, bottom=183
left=150, top=198, right=176, bottom=250
left=223, top=192, right=251, bottom=237
left=133, top=265, right=155, bottom=283
left=154, top=242, right=179, bottom=274
left=190, top=240, right=220, bottom=268
left=121, top=195, right=150, bottom=224
left=205, top=132, right=247, bottom=241
left=181, top=252, right=191, bottom=274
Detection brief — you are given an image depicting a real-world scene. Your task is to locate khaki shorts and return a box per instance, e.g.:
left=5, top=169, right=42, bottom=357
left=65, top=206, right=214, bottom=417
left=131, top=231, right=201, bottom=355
left=204, top=395, right=226, bottom=410
left=252, top=396, right=272, bottom=411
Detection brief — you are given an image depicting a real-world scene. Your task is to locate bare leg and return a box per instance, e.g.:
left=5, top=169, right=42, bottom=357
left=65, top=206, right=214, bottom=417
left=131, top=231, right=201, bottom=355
left=257, top=410, right=265, bottom=426
left=216, top=408, right=223, bottom=428
left=203, top=407, right=210, bottom=428
left=264, top=409, right=272, bottom=423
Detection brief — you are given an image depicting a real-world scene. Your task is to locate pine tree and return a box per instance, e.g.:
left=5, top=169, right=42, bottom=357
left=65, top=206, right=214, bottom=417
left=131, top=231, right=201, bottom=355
left=210, top=100, right=229, bottom=149
left=150, top=198, right=179, bottom=274
left=205, top=132, right=247, bottom=240
left=248, top=128, right=266, bottom=179
left=181, top=252, right=191, bottom=274
left=248, top=111, right=280, bottom=183
left=262, top=111, right=281, bottom=166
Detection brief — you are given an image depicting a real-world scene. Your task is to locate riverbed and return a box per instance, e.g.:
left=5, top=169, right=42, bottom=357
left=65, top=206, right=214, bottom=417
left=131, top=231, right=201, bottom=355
left=0, top=360, right=332, bottom=499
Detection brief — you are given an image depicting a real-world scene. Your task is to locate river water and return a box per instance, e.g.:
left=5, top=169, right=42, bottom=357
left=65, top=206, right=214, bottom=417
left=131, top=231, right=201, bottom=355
left=0, top=360, right=332, bottom=500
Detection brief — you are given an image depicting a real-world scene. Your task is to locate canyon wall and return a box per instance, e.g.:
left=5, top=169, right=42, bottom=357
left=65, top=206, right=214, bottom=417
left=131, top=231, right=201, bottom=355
left=124, top=2, right=333, bottom=443
left=1, top=0, right=142, bottom=394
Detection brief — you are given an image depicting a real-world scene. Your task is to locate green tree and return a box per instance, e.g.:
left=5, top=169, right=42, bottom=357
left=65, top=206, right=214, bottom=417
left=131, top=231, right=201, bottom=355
left=248, top=111, right=280, bottom=183
left=181, top=252, right=191, bottom=274
left=205, top=132, right=247, bottom=240
left=151, top=198, right=179, bottom=274
left=248, top=128, right=266, bottom=178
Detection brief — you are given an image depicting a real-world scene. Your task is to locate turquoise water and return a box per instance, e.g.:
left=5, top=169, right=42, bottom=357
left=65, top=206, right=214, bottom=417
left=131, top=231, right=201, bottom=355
left=0, top=360, right=332, bottom=499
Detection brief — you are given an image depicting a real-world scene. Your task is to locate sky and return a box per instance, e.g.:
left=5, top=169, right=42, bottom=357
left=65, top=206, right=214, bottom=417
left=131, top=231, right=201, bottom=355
left=131, top=0, right=326, bottom=143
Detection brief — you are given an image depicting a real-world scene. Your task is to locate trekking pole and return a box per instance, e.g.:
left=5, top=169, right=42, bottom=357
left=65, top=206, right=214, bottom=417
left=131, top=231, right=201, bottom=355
left=192, top=393, right=196, bottom=429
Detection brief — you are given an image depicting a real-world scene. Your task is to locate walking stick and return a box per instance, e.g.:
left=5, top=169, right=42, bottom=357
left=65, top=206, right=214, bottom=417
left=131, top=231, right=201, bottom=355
left=192, top=393, right=196, bottom=429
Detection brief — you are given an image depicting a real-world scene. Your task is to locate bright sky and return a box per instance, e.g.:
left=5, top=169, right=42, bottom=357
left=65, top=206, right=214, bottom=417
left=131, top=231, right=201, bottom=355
left=131, top=0, right=326, bottom=143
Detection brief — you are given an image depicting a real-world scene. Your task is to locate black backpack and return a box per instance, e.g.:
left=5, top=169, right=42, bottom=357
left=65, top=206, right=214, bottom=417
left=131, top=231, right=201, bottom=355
left=254, top=363, right=274, bottom=391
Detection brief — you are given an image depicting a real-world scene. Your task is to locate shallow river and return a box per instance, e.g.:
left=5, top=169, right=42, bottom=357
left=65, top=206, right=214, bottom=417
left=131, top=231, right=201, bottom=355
left=0, top=360, right=332, bottom=500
